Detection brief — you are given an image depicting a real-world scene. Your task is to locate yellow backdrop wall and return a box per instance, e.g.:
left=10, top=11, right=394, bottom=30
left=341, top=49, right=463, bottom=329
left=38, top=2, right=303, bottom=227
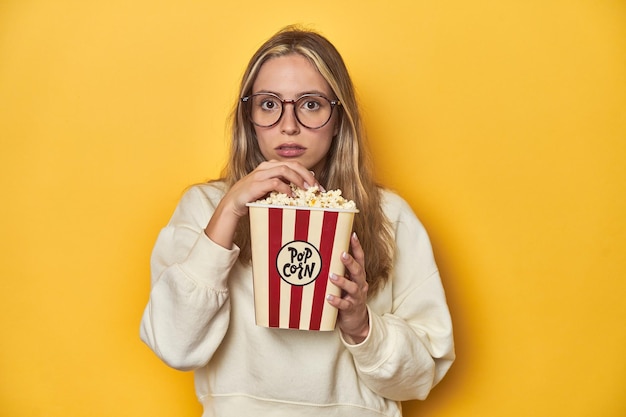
left=1, top=1, right=624, bottom=416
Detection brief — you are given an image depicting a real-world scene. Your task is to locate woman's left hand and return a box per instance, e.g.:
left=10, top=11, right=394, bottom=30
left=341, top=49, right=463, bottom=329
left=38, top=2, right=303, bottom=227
left=327, top=232, right=370, bottom=344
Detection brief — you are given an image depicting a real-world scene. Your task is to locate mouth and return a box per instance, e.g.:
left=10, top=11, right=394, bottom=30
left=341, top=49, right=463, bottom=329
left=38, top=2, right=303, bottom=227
left=275, top=143, right=306, bottom=158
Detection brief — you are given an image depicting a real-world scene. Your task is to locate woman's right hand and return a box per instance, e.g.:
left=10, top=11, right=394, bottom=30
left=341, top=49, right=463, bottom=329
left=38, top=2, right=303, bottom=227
left=225, top=160, right=320, bottom=218
left=204, top=160, right=321, bottom=248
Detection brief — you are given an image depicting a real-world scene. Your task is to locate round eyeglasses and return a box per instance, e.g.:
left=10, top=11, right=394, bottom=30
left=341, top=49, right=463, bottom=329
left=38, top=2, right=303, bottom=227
left=241, top=93, right=341, bottom=129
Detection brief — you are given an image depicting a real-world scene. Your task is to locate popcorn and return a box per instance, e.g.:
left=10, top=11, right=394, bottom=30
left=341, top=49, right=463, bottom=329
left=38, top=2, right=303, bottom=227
left=255, top=184, right=357, bottom=210
left=247, top=182, right=358, bottom=330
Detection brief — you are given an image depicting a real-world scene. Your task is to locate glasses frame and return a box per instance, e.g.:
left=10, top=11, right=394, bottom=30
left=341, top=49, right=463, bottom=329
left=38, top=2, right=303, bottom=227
left=241, top=92, right=341, bottom=129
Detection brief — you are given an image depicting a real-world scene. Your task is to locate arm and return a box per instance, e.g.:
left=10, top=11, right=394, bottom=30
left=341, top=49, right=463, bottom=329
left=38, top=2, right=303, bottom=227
left=140, top=163, right=320, bottom=370
left=341, top=195, right=455, bottom=401
left=140, top=185, right=239, bottom=371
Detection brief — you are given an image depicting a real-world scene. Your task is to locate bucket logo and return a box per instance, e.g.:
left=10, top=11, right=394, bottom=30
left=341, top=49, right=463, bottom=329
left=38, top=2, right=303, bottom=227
left=276, top=240, right=323, bottom=286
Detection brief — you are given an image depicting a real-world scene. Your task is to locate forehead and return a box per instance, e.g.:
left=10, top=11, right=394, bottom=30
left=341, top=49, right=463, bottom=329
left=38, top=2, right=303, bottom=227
left=252, top=54, right=332, bottom=96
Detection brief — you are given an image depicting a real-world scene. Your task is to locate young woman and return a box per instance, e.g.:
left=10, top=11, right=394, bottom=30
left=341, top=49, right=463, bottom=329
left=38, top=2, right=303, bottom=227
left=140, top=25, right=455, bottom=417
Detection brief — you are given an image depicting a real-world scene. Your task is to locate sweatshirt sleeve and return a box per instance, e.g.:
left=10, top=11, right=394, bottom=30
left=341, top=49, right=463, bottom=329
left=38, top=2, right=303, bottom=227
left=140, top=185, right=240, bottom=371
left=341, top=193, right=455, bottom=401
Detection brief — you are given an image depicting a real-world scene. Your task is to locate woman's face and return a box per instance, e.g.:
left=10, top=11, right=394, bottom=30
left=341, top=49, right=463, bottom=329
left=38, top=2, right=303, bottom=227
left=250, top=54, right=338, bottom=175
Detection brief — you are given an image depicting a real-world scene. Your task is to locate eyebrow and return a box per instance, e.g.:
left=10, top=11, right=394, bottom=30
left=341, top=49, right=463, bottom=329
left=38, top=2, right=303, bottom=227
left=252, top=89, right=332, bottom=98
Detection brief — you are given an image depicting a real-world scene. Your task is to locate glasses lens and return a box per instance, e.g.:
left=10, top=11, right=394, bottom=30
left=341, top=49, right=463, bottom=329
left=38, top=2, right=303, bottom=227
left=295, top=95, right=333, bottom=129
left=246, top=94, right=336, bottom=128
left=249, top=94, right=282, bottom=127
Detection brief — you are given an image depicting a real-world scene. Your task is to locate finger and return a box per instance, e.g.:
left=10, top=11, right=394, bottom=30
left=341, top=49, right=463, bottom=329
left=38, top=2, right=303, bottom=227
left=247, top=165, right=298, bottom=196
left=325, top=292, right=354, bottom=310
left=349, top=233, right=365, bottom=267
left=329, top=272, right=360, bottom=296
left=231, top=173, right=292, bottom=206
left=259, top=161, right=322, bottom=192
left=232, top=162, right=320, bottom=212
left=341, top=249, right=366, bottom=287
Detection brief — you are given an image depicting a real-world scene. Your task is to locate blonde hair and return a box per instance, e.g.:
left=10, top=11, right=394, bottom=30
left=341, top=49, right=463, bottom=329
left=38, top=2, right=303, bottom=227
left=222, top=25, right=394, bottom=295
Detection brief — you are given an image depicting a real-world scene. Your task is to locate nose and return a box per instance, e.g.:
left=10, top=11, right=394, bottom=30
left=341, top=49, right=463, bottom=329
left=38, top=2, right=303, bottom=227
left=279, top=101, right=300, bottom=135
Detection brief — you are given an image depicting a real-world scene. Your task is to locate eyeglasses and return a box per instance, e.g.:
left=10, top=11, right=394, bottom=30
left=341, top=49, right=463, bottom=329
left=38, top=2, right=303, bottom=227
left=241, top=93, right=341, bottom=129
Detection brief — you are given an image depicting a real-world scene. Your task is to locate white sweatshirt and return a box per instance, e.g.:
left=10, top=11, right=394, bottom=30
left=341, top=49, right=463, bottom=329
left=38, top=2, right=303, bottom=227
left=140, top=182, right=455, bottom=417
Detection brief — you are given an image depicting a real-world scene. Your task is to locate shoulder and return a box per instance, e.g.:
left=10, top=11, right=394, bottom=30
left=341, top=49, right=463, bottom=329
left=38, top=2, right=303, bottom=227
left=379, top=188, right=438, bottom=278
left=380, top=188, right=431, bottom=238
left=380, top=189, right=418, bottom=223
left=167, top=181, right=227, bottom=226
left=181, top=181, right=228, bottom=207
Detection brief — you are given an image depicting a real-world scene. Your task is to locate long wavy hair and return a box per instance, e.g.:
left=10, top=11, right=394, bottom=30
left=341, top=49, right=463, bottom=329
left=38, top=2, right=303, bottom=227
left=221, top=25, right=394, bottom=295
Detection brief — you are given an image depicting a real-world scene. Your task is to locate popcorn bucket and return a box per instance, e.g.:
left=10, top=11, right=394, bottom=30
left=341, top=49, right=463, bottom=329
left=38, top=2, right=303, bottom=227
left=246, top=203, right=358, bottom=331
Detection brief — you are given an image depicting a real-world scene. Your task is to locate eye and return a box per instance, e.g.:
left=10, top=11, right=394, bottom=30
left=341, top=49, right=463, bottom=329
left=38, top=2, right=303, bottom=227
left=255, top=95, right=281, bottom=111
left=261, top=99, right=279, bottom=110
left=299, top=97, right=323, bottom=112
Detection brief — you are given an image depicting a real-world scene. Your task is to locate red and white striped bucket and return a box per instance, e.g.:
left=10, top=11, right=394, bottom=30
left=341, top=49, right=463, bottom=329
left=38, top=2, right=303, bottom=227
left=247, top=203, right=358, bottom=331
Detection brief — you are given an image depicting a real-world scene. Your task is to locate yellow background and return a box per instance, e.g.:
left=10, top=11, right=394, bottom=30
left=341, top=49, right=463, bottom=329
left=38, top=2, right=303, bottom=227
left=1, top=1, right=624, bottom=416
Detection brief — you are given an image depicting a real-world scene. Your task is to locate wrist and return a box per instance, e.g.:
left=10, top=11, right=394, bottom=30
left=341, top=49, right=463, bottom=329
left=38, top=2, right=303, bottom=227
left=343, top=326, right=369, bottom=345
left=341, top=313, right=370, bottom=345
left=204, top=199, right=241, bottom=249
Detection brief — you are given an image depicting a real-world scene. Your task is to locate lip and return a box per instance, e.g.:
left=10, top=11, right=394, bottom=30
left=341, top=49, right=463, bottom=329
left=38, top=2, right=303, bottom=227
left=275, top=143, right=306, bottom=158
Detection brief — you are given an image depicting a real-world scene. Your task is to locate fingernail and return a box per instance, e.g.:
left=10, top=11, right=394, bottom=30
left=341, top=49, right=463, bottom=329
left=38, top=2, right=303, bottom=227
left=304, top=181, right=311, bottom=190
left=319, top=184, right=327, bottom=192
left=326, top=294, right=335, bottom=301
left=352, top=232, right=358, bottom=241
left=342, top=252, right=349, bottom=260
left=310, top=171, right=315, bottom=176
left=329, top=273, right=338, bottom=281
